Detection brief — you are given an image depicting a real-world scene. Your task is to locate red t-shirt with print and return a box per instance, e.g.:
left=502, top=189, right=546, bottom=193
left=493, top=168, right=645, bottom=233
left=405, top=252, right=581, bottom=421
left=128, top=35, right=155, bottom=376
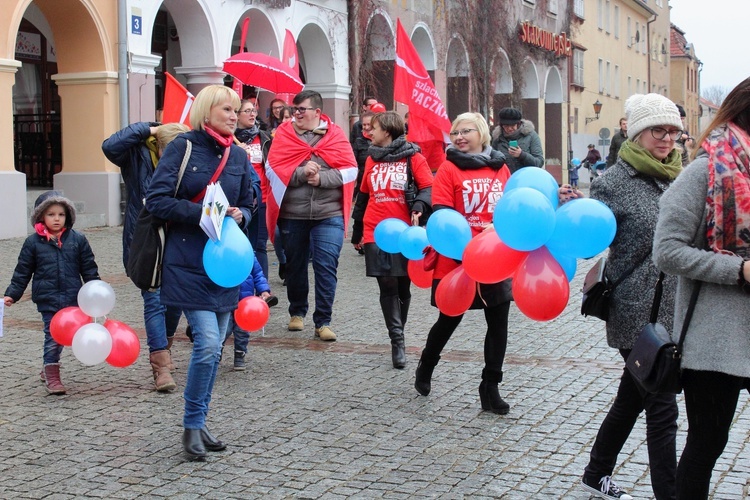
left=431, top=159, right=511, bottom=279
left=360, top=152, right=433, bottom=244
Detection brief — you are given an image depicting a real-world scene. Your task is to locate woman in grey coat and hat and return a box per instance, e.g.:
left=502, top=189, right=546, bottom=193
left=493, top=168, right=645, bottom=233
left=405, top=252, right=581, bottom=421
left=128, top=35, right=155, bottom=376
left=581, top=93, right=685, bottom=500
left=653, top=77, right=750, bottom=500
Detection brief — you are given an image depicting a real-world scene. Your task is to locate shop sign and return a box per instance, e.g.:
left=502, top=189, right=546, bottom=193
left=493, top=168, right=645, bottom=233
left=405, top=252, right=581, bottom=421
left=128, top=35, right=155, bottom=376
left=519, top=21, right=572, bottom=57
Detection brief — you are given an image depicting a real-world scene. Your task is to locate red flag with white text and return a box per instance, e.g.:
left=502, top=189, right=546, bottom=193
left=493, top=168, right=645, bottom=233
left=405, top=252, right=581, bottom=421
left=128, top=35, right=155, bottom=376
left=394, top=19, right=451, bottom=144
left=276, top=29, right=300, bottom=104
left=162, top=72, right=193, bottom=126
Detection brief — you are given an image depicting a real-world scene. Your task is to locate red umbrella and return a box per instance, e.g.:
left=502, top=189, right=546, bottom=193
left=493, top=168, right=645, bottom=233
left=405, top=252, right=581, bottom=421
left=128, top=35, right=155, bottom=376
left=222, top=52, right=304, bottom=95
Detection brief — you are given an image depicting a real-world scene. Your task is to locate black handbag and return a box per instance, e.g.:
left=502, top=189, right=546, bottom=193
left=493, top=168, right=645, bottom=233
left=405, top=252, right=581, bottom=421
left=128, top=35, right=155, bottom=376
left=581, top=249, right=651, bottom=321
left=626, top=272, right=701, bottom=394
left=126, top=140, right=192, bottom=291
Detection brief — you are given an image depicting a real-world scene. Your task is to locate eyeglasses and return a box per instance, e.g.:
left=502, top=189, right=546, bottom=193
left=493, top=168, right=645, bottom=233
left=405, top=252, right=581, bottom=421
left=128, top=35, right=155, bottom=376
left=291, top=106, right=315, bottom=114
left=449, top=128, right=478, bottom=137
left=240, top=109, right=258, bottom=115
left=649, top=127, right=682, bottom=141
left=272, top=105, right=285, bottom=111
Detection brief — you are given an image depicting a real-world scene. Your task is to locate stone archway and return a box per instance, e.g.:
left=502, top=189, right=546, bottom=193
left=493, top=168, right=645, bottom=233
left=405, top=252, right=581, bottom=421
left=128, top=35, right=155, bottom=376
left=446, top=36, right=469, bottom=120
left=491, top=49, right=513, bottom=125
left=362, top=11, right=394, bottom=109
left=544, top=66, right=564, bottom=163
left=521, top=59, right=540, bottom=129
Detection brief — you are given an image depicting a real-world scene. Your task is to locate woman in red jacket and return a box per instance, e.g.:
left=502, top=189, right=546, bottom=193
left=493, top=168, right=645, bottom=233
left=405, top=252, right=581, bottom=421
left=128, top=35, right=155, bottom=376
left=414, top=112, right=514, bottom=414
left=352, top=111, right=433, bottom=369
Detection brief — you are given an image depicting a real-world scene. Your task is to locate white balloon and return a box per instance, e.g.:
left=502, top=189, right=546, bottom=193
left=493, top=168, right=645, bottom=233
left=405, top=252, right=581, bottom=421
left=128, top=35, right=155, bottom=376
left=72, top=323, right=113, bottom=365
left=77, top=280, right=116, bottom=318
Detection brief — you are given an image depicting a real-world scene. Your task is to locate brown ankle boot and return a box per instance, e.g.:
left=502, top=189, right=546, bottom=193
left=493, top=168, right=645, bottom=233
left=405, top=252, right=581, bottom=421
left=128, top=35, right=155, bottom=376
left=43, top=363, right=66, bottom=395
left=166, top=337, right=176, bottom=371
left=149, top=350, right=176, bottom=392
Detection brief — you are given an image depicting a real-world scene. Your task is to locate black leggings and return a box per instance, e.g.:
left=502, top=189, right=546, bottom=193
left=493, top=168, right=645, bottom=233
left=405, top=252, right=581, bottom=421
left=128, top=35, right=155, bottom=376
left=420, top=302, right=510, bottom=374
left=676, top=369, right=750, bottom=499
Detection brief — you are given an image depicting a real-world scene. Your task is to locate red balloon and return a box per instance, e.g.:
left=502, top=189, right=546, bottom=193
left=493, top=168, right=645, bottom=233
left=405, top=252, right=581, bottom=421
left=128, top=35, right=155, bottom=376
left=435, top=265, right=476, bottom=317
left=104, top=319, right=141, bottom=368
left=462, top=231, right=528, bottom=284
left=512, top=247, right=570, bottom=321
left=235, top=296, right=270, bottom=331
left=408, top=258, right=433, bottom=289
left=50, top=306, right=91, bottom=346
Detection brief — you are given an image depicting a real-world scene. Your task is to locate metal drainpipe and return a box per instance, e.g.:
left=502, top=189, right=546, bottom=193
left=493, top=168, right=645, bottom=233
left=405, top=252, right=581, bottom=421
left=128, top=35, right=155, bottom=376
left=118, top=0, right=128, bottom=128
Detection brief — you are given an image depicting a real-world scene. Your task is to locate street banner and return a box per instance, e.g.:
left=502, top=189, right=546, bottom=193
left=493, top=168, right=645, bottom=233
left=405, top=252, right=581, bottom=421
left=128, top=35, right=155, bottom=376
left=162, top=72, right=194, bottom=125
left=232, top=17, right=251, bottom=97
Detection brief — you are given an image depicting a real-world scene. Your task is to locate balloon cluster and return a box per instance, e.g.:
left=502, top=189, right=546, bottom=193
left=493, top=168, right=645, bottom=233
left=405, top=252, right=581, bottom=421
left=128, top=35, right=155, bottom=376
left=204, top=217, right=255, bottom=288
left=50, top=280, right=140, bottom=367
left=374, top=167, right=616, bottom=321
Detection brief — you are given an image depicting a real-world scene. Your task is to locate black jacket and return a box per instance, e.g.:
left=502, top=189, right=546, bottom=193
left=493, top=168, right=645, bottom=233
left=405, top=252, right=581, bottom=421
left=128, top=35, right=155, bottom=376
left=5, top=229, right=100, bottom=313
left=606, top=129, right=627, bottom=167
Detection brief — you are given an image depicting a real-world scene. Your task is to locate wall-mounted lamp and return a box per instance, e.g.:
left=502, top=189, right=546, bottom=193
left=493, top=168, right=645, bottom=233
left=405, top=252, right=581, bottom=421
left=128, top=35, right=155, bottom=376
left=585, top=100, right=603, bottom=125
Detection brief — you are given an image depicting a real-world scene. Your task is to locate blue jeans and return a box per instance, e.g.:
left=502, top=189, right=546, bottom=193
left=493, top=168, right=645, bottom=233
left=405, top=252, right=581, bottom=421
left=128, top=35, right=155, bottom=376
left=279, top=216, right=344, bottom=328
left=224, top=316, right=250, bottom=355
left=42, top=312, right=63, bottom=365
left=247, top=203, right=269, bottom=278
left=142, top=289, right=182, bottom=353
left=182, top=309, right=230, bottom=429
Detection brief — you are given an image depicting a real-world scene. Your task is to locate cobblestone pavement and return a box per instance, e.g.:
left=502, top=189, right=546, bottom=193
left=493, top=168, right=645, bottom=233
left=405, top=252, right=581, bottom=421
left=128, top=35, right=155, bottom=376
left=1, top=225, right=748, bottom=499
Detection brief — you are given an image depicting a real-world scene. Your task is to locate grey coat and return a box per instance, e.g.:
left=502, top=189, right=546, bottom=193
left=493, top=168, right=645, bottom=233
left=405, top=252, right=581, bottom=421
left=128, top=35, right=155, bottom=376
left=590, top=158, right=677, bottom=349
left=490, top=120, right=544, bottom=172
left=653, top=156, right=750, bottom=378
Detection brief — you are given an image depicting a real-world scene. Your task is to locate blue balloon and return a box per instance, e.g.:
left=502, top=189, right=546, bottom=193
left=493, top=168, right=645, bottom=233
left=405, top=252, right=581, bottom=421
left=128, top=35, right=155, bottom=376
left=571, top=158, right=582, bottom=167
left=493, top=187, right=556, bottom=251
left=398, top=226, right=429, bottom=261
left=374, top=218, right=409, bottom=254
left=203, top=217, right=255, bottom=288
left=426, top=209, right=472, bottom=260
left=504, top=167, right=560, bottom=209
left=545, top=198, right=617, bottom=259
left=548, top=246, right=577, bottom=282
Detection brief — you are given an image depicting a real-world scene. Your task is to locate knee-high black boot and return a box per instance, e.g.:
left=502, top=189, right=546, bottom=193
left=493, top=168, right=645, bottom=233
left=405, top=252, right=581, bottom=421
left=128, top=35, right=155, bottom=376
left=400, top=296, right=411, bottom=327
left=479, top=368, right=510, bottom=414
left=414, top=356, right=438, bottom=396
left=380, top=295, right=406, bottom=369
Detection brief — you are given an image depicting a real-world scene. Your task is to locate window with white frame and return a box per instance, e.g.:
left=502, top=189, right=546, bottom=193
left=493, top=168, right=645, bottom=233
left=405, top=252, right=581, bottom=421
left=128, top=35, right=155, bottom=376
left=599, top=59, right=604, bottom=93
left=606, top=61, right=611, bottom=95
left=548, top=0, right=558, bottom=15
left=628, top=76, right=632, bottom=96
left=627, top=17, right=632, bottom=47
left=605, top=0, right=611, bottom=33
left=574, top=0, right=585, bottom=17
left=614, top=65, right=620, bottom=97
left=635, top=22, right=640, bottom=52
left=598, top=0, right=603, bottom=29
left=614, top=6, right=620, bottom=38
left=643, top=81, right=647, bottom=93
left=573, top=49, right=584, bottom=86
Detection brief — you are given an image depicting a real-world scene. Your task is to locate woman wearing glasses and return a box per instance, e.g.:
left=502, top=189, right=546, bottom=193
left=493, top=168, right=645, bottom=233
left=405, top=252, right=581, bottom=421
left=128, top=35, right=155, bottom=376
left=413, top=113, right=515, bottom=414
left=267, top=98, right=288, bottom=135
left=580, top=94, right=684, bottom=500
left=351, top=111, right=433, bottom=369
left=236, top=99, right=271, bottom=277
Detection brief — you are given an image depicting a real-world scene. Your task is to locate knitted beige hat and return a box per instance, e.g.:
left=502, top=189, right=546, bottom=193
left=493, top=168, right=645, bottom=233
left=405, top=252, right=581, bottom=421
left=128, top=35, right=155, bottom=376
left=624, top=93, right=682, bottom=139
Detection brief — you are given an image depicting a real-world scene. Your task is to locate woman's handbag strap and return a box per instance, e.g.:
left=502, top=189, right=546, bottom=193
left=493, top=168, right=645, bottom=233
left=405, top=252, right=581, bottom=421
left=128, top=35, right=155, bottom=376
left=676, top=281, right=702, bottom=355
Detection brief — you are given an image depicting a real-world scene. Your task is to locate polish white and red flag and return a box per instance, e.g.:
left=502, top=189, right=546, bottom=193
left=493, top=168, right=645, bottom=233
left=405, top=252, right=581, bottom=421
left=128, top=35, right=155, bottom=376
left=276, top=29, right=300, bottom=103
left=394, top=19, right=451, bottom=145
left=162, top=72, right=193, bottom=126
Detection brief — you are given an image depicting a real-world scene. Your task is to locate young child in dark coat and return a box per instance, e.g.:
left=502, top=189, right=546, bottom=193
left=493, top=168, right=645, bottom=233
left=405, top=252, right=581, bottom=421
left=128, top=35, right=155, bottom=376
left=3, top=191, right=100, bottom=395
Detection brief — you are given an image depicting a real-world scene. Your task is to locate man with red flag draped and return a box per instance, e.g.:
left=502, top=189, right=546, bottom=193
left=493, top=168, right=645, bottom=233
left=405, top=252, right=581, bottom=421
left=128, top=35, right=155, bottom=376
left=265, top=90, right=357, bottom=342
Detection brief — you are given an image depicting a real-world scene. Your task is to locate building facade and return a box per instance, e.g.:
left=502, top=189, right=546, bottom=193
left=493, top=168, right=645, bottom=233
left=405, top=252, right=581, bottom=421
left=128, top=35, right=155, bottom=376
left=669, top=23, right=701, bottom=137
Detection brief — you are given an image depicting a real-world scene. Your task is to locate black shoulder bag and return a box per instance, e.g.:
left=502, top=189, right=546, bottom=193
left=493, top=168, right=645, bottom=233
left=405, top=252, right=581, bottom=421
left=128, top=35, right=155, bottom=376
left=581, top=249, right=650, bottom=321
left=626, top=273, right=701, bottom=394
left=126, top=140, right=192, bottom=291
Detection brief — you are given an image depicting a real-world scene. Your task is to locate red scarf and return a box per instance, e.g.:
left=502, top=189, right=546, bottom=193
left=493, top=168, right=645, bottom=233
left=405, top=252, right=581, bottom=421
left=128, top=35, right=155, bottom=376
left=204, top=124, right=234, bottom=147
left=705, top=122, right=750, bottom=258
left=35, top=222, right=65, bottom=248
left=265, top=116, right=357, bottom=243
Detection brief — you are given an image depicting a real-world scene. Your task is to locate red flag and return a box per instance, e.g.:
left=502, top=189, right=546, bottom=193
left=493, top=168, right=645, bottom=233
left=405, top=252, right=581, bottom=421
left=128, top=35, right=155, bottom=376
left=275, top=30, right=300, bottom=103
left=394, top=19, right=451, bottom=144
left=162, top=72, right=193, bottom=125
left=232, top=18, right=251, bottom=98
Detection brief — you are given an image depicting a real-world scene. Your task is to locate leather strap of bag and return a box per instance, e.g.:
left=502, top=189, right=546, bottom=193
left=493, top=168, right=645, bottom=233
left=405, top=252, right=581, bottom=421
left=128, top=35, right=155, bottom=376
left=190, top=146, right=231, bottom=203
left=647, top=271, right=701, bottom=354
left=175, top=140, right=192, bottom=196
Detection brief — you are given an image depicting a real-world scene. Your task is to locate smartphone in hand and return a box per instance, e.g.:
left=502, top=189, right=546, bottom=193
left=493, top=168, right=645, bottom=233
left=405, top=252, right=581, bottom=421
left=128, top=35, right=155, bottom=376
left=509, top=140, right=518, bottom=148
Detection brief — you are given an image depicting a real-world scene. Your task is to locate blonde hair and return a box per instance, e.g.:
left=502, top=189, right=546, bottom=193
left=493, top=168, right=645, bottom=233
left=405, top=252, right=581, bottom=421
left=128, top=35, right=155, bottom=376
left=451, top=112, right=491, bottom=148
left=189, top=85, right=241, bottom=131
left=155, top=123, right=190, bottom=150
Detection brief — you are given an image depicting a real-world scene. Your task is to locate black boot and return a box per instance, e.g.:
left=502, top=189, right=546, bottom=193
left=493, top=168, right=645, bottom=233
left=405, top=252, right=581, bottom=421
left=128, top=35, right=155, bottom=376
left=479, top=368, right=509, bottom=415
left=414, top=357, right=438, bottom=396
left=400, top=296, right=411, bottom=327
left=200, top=426, right=227, bottom=451
left=183, top=428, right=207, bottom=460
left=380, top=295, right=406, bottom=369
